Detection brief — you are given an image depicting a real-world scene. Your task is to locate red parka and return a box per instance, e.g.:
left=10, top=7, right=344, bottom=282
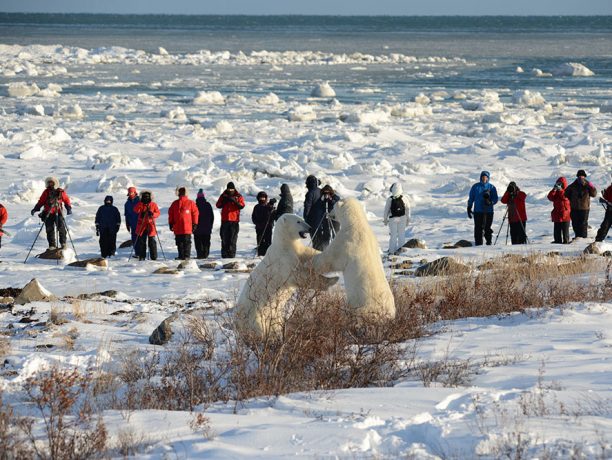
left=602, top=184, right=612, bottom=203
left=133, top=201, right=161, bottom=237
left=34, top=188, right=72, bottom=215
left=216, top=191, right=245, bottom=222
left=0, top=204, right=7, bottom=237
left=547, top=177, right=571, bottom=223
left=501, top=190, right=527, bottom=223
left=168, top=196, right=199, bottom=235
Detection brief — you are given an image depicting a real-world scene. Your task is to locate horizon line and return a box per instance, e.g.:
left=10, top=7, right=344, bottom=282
left=1, top=12, right=611, bottom=17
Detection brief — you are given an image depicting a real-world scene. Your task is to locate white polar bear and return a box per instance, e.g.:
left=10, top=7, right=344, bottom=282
left=313, top=197, right=396, bottom=322
left=235, top=214, right=338, bottom=338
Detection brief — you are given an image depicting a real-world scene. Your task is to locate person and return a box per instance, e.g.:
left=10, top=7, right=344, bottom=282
left=215, top=182, right=245, bottom=258
left=595, top=179, right=612, bottom=242
left=0, top=202, right=7, bottom=255
left=274, top=183, right=293, bottom=221
left=194, top=189, right=214, bottom=259
left=303, top=175, right=321, bottom=231
left=547, top=177, right=572, bottom=244
left=95, top=195, right=121, bottom=258
left=124, top=186, right=140, bottom=246
left=383, top=182, right=411, bottom=254
left=310, top=184, right=340, bottom=250
left=467, top=171, right=498, bottom=246
left=500, top=181, right=527, bottom=244
left=168, top=186, right=199, bottom=260
left=30, top=177, right=72, bottom=249
left=133, top=190, right=160, bottom=260
left=252, top=191, right=275, bottom=256
left=564, top=169, right=597, bottom=239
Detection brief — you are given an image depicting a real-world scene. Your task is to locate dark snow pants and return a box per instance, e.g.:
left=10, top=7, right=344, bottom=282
left=509, top=221, right=527, bottom=245
left=553, top=222, right=570, bottom=244
left=45, top=214, right=66, bottom=248
left=256, top=226, right=273, bottom=256
left=220, top=221, right=239, bottom=258
left=194, top=234, right=211, bottom=259
left=137, top=235, right=157, bottom=260
left=99, top=228, right=117, bottom=258
left=596, top=208, right=612, bottom=242
left=570, top=209, right=589, bottom=239
left=175, top=234, right=192, bottom=260
left=473, top=212, right=494, bottom=246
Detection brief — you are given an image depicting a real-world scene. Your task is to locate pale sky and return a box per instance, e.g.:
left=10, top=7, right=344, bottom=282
left=1, top=0, right=611, bottom=15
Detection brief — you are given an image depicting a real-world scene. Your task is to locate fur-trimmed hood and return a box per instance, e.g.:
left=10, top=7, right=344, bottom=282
left=44, top=176, right=59, bottom=189
left=175, top=185, right=189, bottom=197
left=140, top=190, right=154, bottom=200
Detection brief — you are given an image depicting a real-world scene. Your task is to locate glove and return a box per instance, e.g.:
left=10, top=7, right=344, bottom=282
left=588, top=182, right=595, bottom=189
left=169, top=224, right=173, bottom=231
left=147, top=211, right=153, bottom=217
left=31, top=209, right=36, bottom=216
left=467, top=207, right=473, bottom=219
left=95, top=226, right=100, bottom=236
left=66, top=206, right=72, bottom=215
left=192, top=224, right=198, bottom=232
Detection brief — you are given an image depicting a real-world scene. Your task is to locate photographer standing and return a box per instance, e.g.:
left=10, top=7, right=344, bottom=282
left=215, top=182, right=245, bottom=258
left=310, top=184, right=340, bottom=250
left=595, top=179, right=612, bottom=242
left=467, top=171, right=498, bottom=246
left=500, top=182, right=527, bottom=244
left=168, top=187, right=199, bottom=260
left=303, top=175, right=321, bottom=230
left=194, top=189, right=214, bottom=259
left=564, top=170, right=597, bottom=239
left=252, top=191, right=275, bottom=256
left=383, top=182, right=411, bottom=254
left=547, top=177, right=571, bottom=244
left=95, top=195, right=121, bottom=258
left=274, top=183, right=293, bottom=221
left=133, top=190, right=160, bottom=261
left=30, top=177, right=72, bottom=250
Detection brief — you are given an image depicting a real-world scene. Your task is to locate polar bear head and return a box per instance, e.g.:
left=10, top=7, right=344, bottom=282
left=273, top=214, right=311, bottom=244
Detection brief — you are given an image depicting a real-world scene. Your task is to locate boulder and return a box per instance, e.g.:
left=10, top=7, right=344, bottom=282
left=177, top=259, right=199, bottom=270
left=583, top=242, right=602, bottom=255
left=414, top=257, right=469, bottom=277
left=67, top=258, right=108, bottom=269
left=36, top=248, right=63, bottom=260
left=603, top=251, right=612, bottom=257
left=0, top=297, right=14, bottom=305
left=119, top=240, right=133, bottom=249
left=15, top=279, right=56, bottom=305
left=199, top=261, right=219, bottom=270
left=443, top=240, right=473, bottom=249
left=222, top=261, right=241, bottom=270
left=153, top=267, right=180, bottom=275
left=392, top=260, right=413, bottom=270
left=149, top=314, right=178, bottom=345
left=403, top=238, right=427, bottom=249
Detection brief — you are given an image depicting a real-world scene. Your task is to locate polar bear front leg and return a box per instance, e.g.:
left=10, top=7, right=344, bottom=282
left=312, top=246, right=345, bottom=274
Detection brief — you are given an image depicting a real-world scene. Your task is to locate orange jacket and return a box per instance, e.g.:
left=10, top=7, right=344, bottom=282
left=133, top=201, right=161, bottom=237
left=216, top=191, right=245, bottom=222
left=34, top=188, right=72, bottom=215
left=0, top=205, right=7, bottom=237
left=168, top=196, right=199, bottom=235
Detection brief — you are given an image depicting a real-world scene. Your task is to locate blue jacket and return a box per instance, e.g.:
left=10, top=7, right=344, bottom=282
left=468, top=171, right=498, bottom=213
left=95, top=196, right=121, bottom=231
left=124, top=196, right=140, bottom=231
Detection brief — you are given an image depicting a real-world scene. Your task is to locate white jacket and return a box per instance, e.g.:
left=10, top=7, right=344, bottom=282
left=383, top=183, right=411, bottom=224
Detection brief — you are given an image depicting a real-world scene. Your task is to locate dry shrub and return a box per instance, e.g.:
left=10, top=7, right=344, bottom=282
left=0, top=391, right=32, bottom=459
left=48, top=307, right=69, bottom=326
left=114, top=427, right=148, bottom=457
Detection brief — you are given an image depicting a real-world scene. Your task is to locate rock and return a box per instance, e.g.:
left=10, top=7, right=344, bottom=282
left=36, top=248, right=64, bottom=260
left=414, top=257, right=469, bottom=277
left=392, top=260, right=413, bottom=270
left=67, top=258, right=108, bottom=269
left=119, top=240, right=133, bottom=249
left=149, top=314, right=178, bottom=345
left=15, top=279, right=56, bottom=305
left=177, top=259, right=199, bottom=270
left=199, top=261, right=219, bottom=270
left=583, top=242, right=602, bottom=255
left=0, top=296, right=14, bottom=304
left=222, top=261, right=241, bottom=270
left=444, top=240, right=473, bottom=249
left=603, top=251, right=612, bottom=257
left=403, top=238, right=427, bottom=249
left=0, top=287, right=21, bottom=297
left=153, top=267, right=180, bottom=275
left=76, top=290, right=119, bottom=300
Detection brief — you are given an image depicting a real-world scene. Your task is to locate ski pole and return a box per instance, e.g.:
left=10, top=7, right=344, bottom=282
left=24, top=219, right=47, bottom=264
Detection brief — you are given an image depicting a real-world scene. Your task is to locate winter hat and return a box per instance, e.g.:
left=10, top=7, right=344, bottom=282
left=226, top=182, right=236, bottom=190
left=175, top=186, right=187, bottom=197
left=104, top=195, right=113, bottom=204
left=280, top=183, right=292, bottom=196
left=140, top=190, right=153, bottom=203
left=197, top=188, right=205, bottom=198
left=256, top=191, right=268, bottom=201
left=127, top=186, right=137, bottom=197
left=576, top=169, right=587, bottom=178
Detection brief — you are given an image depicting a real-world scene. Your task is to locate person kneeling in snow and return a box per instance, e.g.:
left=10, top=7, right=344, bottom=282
left=133, top=191, right=160, bottom=261
left=168, top=186, right=199, bottom=260
left=0, top=202, right=7, bottom=255
left=194, top=189, right=214, bottom=259
left=383, top=182, right=411, bottom=254
left=595, top=179, right=612, bottom=242
left=95, top=195, right=121, bottom=258
left=30, top=177, right=72, bottom=250
left=500, top=182, right=527, bottom=244
left=252, top=191, right=276, bottom=256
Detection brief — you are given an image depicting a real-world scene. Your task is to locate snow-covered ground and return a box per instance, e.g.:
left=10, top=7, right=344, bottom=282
left=0, top=42, right=611, bottom=458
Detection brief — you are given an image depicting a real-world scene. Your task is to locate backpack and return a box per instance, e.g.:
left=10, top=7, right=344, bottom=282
left=390, top=196, right=406, bottom=218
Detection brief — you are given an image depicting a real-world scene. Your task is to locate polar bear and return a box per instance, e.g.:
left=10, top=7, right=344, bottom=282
left=313, top=197, right=396, bottom=322
left=235, top=214, right=338, bottom=338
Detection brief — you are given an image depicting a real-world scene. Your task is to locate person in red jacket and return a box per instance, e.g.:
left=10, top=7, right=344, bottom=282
left=133, top=190, right=161, bottom=260
left=30, top=177, right=72, bottom=249
left=0, top=203, right=7, bottom=254
left=595, top=180, right=612, bottom=242
left=547, top=177, right=571, bottom=244
left=215, top=182, right=245, bottom=258
left=168, top=186, right=199, bottom=260
left=500, top=181, right=528, bottom=244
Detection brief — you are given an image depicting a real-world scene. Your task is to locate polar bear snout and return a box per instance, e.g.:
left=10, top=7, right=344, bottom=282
left=298, top=221, right=310, bottom=239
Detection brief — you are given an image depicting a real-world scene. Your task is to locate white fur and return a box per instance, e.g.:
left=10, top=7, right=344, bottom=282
left=235, top=214, right=337, bottom=337
left=313, top=197, right=396, bottom=321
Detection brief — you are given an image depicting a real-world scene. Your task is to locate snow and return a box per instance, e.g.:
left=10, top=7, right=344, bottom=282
left=311, top=82, right=336, bottom=98
left=0, top=39, right=611, bottom=459
left=552, top=62, right=595, bottom=77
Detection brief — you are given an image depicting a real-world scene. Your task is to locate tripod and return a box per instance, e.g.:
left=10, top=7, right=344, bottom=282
left=310, top=201, right=338, bottom=249
left=24, top=208, right=79, bottom=264
left=494, top=203, right=529, bottom=246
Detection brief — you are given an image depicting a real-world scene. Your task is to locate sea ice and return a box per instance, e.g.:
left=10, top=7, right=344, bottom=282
left=193, top=91, right=225, bottom=105
left=311, top=82, right=336, bottom=98
left=552, top=62, right=595, bottom=77
left=7, top=82, right=40, bottom=97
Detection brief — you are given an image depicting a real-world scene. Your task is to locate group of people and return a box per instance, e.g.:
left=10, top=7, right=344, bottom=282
left=0, top=170, right=610, bottom=262
left=465, top=169, right=612, bottom=248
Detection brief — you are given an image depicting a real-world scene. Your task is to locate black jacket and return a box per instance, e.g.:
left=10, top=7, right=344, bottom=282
left=252, top=203, right=274, bottom=232
left=275, top=184, right=294, bottom=221
left=95, top=196, right=121, bottom=232
left=309, top=193, right=340, bottom=232
left=195, top=197, right=214, bottom=235
left=303, top=175, right=321, bottom=227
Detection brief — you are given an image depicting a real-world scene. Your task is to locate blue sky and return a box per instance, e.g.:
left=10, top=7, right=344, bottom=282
left=1, top=0, right=611, bottom=15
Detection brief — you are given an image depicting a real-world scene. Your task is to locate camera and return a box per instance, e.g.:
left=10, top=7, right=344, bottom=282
left=554, top=182, right=562, bottom=191
left=483, top=191, right=492, bottom=206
